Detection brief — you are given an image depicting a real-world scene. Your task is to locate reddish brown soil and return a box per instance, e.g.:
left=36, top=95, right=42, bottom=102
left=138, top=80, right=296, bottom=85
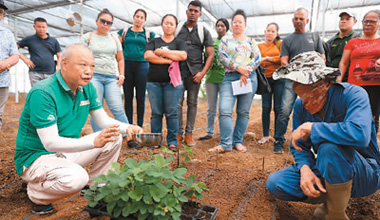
left=1, top=94, right=379, bottom=220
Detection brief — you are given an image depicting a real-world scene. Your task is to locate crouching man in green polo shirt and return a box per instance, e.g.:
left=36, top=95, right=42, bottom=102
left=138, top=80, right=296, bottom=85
left=14, top=44, right=143, bottom=214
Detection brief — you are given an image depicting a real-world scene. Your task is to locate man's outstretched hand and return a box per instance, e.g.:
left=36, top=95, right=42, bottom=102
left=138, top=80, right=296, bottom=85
left=94, top=125, right=121, bottom=148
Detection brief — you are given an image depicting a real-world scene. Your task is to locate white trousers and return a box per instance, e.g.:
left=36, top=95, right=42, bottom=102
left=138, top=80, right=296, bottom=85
left=21, top=133, right=122, bottom=205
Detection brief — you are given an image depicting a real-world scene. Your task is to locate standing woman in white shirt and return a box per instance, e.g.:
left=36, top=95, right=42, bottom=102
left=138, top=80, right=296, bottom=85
left=80, top=9, right=128, bottom=133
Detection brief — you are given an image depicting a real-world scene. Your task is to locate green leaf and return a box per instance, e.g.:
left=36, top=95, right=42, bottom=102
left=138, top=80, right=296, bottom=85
left=87, top=200, right=98, bottom=207
left=106, top=200, right=117, bottom=214
left=91, top=175, right=107, bottom=183
left=112, top=187, right=120, bottom=195
left=108, top=173, right=121, bottom=183
left=138, top=212, right=149, bottom=220
left=154, top=154, right=165, bottom=167
left=172, top=212, right=181, bottom=220
left=177, top=195, right=188, bottom=202
left=122, top=203, right=131, bottom=217
left=130, top=201, right=140, bottom=214
left=173, top=168, right=187, bottom=178
left=128, top=186, right=143, bottom=201
left=113, top=206, right=122, bottom=217
left=149, top=185, right=161, bottom=202
left=143, top=193, right=153, bottom=204
left=111, top=162, right=121, bottom=170
left=162, top=169, right=173, bottom=179
left=99, top=185, right=112, bottom=195
left=125, top=158, right=138, bottom=168
left=94, top=193, right=105, bottom=202
left=120, top=190, right=130, bottom=202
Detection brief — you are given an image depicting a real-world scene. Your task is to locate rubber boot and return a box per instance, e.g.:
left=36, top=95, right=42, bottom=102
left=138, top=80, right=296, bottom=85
left=313, top=203, right=328, bottom=219
left=324, top=179, right=352, bottom=220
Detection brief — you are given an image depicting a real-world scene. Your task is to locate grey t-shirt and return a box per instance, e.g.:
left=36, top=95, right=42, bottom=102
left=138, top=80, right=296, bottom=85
left=280, top=32, right=324, bottom=60
left=80, top=33, right=122, bottom=76
left=176, top=23, right=213, bottom=76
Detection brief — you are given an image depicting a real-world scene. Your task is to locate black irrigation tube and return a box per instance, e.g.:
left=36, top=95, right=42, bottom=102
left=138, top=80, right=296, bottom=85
left=0, top=137, right=16, bottom=142
left=22, top=194, right=82, bottom=220
left=0, top=181, right=22, bottom=190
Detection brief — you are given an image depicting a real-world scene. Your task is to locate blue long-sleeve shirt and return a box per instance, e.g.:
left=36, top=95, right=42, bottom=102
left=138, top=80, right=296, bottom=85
left=291, top=83, right=380, bottom=171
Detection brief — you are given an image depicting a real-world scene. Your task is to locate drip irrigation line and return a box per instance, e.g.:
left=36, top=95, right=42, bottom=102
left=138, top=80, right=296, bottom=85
left=270, top=145, right=292, bottom=219
left=0, top=181, right=22, bottom=190
left=0, top=138, right=16, bottom=142
left=270, top=200, right=277, bottom=220
left=22, top=194, right=82, bottom=220
left=1, top=130, right=18, bottom=134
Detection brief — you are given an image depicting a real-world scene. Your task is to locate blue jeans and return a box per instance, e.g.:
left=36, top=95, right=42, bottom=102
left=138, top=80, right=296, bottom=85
left=261, top=78, right=285, bottom=137
left=275, top=79, right=297, bottom=150
left=90, top=73, right=129, bottom=132
left=205, top=82, right=222, bottom=136
left=219, top=72, right=257, bottom=151
left=178, top=75, right=201, bottom=135
left=147, top=82, right=183, bottom=146
left=266, top=142, right=380, bottom=201
left=123, top=61, right=149, bottom=127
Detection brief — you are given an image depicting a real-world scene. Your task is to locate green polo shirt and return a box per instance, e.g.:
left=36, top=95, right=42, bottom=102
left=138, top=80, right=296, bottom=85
left=327, top=30, right=362, bottom=68
left=205, top=38, right=225, bottom=83
left=15, top=71, right=102, bottom=176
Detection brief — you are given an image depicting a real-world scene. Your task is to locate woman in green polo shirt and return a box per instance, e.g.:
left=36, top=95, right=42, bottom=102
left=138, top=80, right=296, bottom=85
left=199, top=18, right=229, bottom=141
left=118, top=9, right=155, bottom=129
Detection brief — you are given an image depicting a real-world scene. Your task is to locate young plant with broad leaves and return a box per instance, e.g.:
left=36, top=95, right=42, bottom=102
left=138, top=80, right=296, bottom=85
left=82, top=154, right=207, bottom=220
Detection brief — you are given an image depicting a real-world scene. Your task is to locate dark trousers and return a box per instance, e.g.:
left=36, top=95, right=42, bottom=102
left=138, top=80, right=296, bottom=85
left=362, top=85, right=380, bottom=133
left=123, top=61, right=149, bottom=127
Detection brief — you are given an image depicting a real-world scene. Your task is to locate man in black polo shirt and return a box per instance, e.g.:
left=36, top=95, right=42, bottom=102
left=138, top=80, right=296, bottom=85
left=175, top=0, right=214, bottom=147
left=326, top=10, right=361, bottom=82
left=18, top=17, right=62, bottom=87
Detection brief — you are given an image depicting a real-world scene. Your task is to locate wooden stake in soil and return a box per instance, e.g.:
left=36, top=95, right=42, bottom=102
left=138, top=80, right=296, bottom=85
left=215, top=151, right=219, bottom=170
left=177, top=148, right=180, bottom=168
left=262, top=157, right=265, bottom=173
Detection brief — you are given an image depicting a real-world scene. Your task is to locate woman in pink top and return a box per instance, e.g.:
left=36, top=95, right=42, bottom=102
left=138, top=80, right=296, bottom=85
left=339, top=9, right=380, bottom=133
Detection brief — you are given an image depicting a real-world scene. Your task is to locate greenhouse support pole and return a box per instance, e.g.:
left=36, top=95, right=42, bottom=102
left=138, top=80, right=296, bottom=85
left=14, top=17, right=19, bottom=103
left=80, top=0, right=84, bottom=37
left=176, top=0, right=179, bottom=19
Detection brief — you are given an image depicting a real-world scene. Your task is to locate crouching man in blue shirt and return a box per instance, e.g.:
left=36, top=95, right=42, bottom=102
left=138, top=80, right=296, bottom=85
left=266, top=51, right=380, bottom=220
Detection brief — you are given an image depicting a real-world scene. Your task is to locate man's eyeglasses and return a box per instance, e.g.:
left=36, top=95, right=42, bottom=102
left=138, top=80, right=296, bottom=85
left=362, top=20, right=379, bottom=25
left=0, top=9, right=4, bottom=14
left=99, top=18, right=113, bottom=26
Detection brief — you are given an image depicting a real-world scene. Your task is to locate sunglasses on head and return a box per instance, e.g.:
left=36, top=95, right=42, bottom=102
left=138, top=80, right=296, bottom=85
left=99, top=18, right=113, bottom=26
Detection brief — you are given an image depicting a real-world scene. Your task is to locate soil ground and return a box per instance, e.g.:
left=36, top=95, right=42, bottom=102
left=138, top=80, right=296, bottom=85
left=1, top=94, right=379, bottom=220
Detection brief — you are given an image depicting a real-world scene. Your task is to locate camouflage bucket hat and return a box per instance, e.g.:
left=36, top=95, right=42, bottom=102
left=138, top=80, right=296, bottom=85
left=272, top=51, right=340, bottom=84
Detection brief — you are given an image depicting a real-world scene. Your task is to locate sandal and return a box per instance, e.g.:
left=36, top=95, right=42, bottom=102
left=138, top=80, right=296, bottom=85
left=208, top=145, right=230, bottom=153
left=234, top=144, right=247, bottom=152
left=258, top=137, right=270, bottom=144
left=168, top=145, right=178, bottom=152
left=148, top=145, right=161, bottom=150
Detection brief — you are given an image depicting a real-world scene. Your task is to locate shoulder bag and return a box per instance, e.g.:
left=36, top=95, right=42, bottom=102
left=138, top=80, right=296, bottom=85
left=255, top=65, right=271, bottom=95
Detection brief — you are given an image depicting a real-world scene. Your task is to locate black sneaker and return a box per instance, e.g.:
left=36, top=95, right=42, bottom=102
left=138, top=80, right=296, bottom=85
left=273, top=140, right=284, bottom=154
left=198, top=135, right=212, bottom=141
left=127, top=140, right=142, bottom=150
left=31, top=201, right=55, bottom=214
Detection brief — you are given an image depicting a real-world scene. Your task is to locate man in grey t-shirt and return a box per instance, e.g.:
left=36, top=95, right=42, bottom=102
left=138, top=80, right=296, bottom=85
left=274, top=7, right=325, bottom=153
